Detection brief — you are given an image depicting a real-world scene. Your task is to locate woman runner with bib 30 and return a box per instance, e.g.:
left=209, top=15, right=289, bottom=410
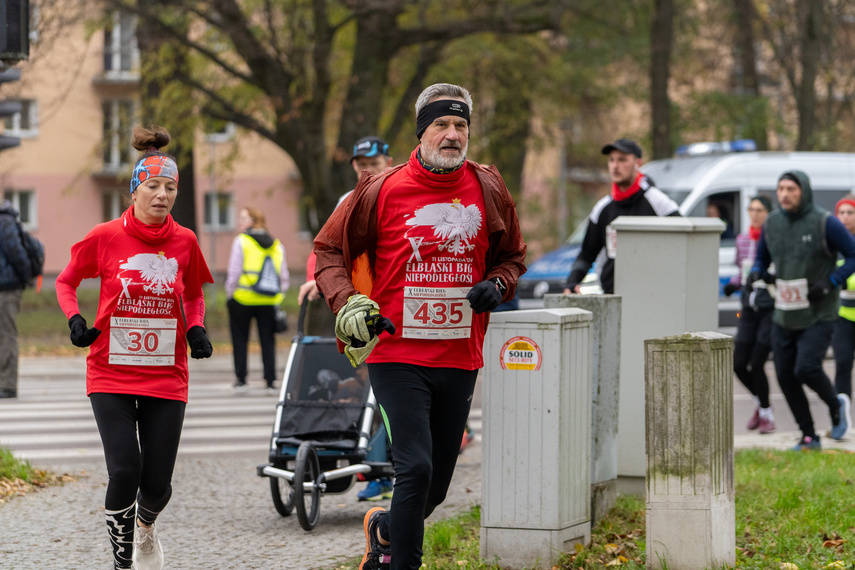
left=55, top=125, right=214, bottom=570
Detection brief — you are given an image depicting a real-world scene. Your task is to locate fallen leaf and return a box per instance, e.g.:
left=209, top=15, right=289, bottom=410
left=574, top=543, right=584, bottom=553
left=605, top=560, right=622, bottom=567
left=823, top=562, right=846, bottom=569
left=779, top=564, right=799, bottom=570
left=822, top=540, right=844, bottom=548
left=605, top=544, right=620, bottom=555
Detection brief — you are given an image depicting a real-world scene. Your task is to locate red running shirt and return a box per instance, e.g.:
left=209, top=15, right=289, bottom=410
left=56, top=207, right=213, bottom=402
left=368, top=149, right=489, bottom=370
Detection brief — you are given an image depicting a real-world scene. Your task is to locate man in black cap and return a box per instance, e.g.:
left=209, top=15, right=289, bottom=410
left=563, top=137, right=679, bottom=295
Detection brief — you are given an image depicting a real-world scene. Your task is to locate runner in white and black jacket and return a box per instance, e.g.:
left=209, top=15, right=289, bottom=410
left=564, top=138, right=680, bottom=295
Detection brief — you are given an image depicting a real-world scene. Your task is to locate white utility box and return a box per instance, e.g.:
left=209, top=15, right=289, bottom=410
left=480, top=308, right=592, bottom=569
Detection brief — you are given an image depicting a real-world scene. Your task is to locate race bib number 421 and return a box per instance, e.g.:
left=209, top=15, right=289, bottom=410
left=402, top=286, right=472, bottom=339
left=109, top=316, right=177, bottom=366
left=775, top=278, right=810, bottom=311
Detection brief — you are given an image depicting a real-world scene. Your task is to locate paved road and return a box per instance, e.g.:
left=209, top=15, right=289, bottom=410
left=1, top=349, right=853, bottom=569
left=0, top=353, right=483, bottom=569
left=2, top=356, right=276, bottom=464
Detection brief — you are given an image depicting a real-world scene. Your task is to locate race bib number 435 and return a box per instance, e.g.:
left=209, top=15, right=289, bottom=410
left=109, top=316, right=177, bottom=366
left=402, top=286, right=472, bottom=339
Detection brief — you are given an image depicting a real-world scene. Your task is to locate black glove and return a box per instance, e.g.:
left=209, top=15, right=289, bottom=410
left=186, top=326, right=213, bottom=359
left=350, top=315, right=396, bottom=348
left=723, top=283, right=738, bottom=297
left=807, top=278, right=834, bottom=304
left=466, top=280, right=503, bottom=314
left=372, top=316, right=396, bottom=337
left=68, top=314, right=101, bottom=348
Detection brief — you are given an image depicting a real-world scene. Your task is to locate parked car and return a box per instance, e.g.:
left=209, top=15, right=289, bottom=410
left=520, top=145, right=855, bottom=326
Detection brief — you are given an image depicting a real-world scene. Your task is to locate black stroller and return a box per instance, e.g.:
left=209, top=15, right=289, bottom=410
left=257, top=301, right=394, bottom=531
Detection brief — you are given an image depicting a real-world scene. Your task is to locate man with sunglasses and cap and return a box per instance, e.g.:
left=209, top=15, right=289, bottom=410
left=314, top=82, right=526, bottom=569
left=563, top=138, right=679, bottom=295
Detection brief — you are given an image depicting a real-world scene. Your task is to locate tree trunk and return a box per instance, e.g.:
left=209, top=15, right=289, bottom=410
left=732, top=0, right=768, bottom=149
left=135, top=5, right=198, bottom=233
left=796, top=1, right=823, bottom=150
left=650, top=0, right=674, bottom=159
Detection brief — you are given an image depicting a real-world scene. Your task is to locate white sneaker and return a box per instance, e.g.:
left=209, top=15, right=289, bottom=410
left=132, top=522, right=163, bottom=570
left=840, top=393, right=852, bottom=438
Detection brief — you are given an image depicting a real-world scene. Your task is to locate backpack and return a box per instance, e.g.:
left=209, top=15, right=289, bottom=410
left=251, top=255, right=281, bottom=296
left=17, top=223, right=45, bottom=283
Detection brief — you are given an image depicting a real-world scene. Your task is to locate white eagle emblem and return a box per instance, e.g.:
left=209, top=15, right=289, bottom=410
left=120, top=252, right=179, bottom=295
left=405, top=199, right=482, bottom=255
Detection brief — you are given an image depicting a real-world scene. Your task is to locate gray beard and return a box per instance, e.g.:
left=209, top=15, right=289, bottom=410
left=421, top=141, right=468, bottom=170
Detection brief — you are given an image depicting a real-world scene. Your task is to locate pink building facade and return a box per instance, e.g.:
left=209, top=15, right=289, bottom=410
left=0, top=9, right=312, bottom=285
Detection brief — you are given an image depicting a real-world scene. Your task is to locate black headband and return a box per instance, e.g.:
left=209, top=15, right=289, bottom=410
left=416, top=99, right=470, bottom=140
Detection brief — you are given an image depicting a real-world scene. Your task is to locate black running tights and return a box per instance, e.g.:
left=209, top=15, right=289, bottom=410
left=368, top=363, right=477, bottom=570
left=90, top=392, right=186, bottom=514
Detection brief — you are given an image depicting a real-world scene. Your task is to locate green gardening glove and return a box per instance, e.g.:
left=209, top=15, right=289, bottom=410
left=335, top=294, right=396, bottom=367
left=343, top=336, right=380, bottom=368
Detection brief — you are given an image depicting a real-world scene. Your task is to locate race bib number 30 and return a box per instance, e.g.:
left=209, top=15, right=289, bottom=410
left=109, top=317, right=178, bottom=366
left=775, top=278, right=810, bottom=311
left=402, top=286, right=472, bottom=339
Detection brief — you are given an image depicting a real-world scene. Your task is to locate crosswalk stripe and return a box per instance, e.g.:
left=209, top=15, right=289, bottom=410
left=3, top=371, right=482, bottom=465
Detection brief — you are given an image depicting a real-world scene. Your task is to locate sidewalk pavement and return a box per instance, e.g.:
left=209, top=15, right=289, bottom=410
left=1, top=353, right=481, bottom=570
left=2, top=354, right=853, bottom=569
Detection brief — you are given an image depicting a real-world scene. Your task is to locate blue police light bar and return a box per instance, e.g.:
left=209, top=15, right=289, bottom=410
left=675, top=139, right=757, bottom=157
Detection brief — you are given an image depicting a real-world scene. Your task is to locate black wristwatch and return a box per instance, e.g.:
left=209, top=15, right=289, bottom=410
left=490, top=277, right=507, bottom=295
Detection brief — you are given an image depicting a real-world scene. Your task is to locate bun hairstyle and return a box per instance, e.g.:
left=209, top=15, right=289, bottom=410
left=132, top=125, right=172, bottom=159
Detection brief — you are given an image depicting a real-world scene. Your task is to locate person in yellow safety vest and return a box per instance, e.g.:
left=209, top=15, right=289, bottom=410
left=831, top=196, right=855, bottom=435
left=226, top=206, right=290, bottom=394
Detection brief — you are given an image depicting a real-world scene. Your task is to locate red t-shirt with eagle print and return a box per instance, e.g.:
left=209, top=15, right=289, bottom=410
left=56, top=207, right=213, bottom=402
left=368, top=148, right=489, bottom=370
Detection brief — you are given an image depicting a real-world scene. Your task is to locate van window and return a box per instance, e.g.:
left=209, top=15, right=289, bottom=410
left=687, top=190, right=739, bottom=244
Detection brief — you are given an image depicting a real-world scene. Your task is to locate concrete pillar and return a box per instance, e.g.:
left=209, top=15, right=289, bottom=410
left=481, top=308, right=592, bottom=569
left=544, top=293, right=621, bottom=524
left=611, top=216, right=723, bottom=481
left=645, top=332, right=735, bottom=570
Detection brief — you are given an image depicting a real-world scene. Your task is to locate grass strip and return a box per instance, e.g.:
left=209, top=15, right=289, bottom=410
left=0, top=447, right=76, bottom=505
left=331, top=449, right=855, bottom=569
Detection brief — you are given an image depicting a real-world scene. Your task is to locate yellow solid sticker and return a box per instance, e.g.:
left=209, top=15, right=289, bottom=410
left=499, top=336, right=542, bottom=371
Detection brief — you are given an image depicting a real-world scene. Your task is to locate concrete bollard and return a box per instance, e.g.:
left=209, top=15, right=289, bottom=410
left=644, top=332, right=735, bottom=570
left=544, top=293, right=621, bottom=524
left=481, top=308, right=592, bottom=569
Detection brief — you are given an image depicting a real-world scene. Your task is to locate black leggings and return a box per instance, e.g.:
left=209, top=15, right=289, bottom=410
left=90, top=392, right=186, bottom=513
left=227, top=298, right=277, bottom=384
left=733, top=308, right=773, bottom=407
left=368, top=363, right=477, bottom=570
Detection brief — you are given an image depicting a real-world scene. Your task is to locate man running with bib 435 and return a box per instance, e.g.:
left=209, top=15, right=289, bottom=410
left=314, top=82, right=526, bottom=570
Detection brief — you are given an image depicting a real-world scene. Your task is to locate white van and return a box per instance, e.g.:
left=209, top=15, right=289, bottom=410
left=518, top=150, right=855, bottom=325
left=643, top=151, right=855, bottom=324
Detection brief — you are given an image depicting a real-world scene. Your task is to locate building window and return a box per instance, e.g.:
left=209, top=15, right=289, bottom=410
left=2, top=99, right=39, bottom=138
left=103, top=10, right=139, bottom=75
left=3, top=189, right=36, bottom=230
left=204, top=192, right=234, bottom=231
left=102, top=99, right=135, bottom=169
left=102, top=189, right=128, bottom=221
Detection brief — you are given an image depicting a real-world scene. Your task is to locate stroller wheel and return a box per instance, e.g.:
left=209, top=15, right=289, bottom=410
left=269, top=475, right=296, bottom=517
left=295, top=441, right=322, bottom=530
